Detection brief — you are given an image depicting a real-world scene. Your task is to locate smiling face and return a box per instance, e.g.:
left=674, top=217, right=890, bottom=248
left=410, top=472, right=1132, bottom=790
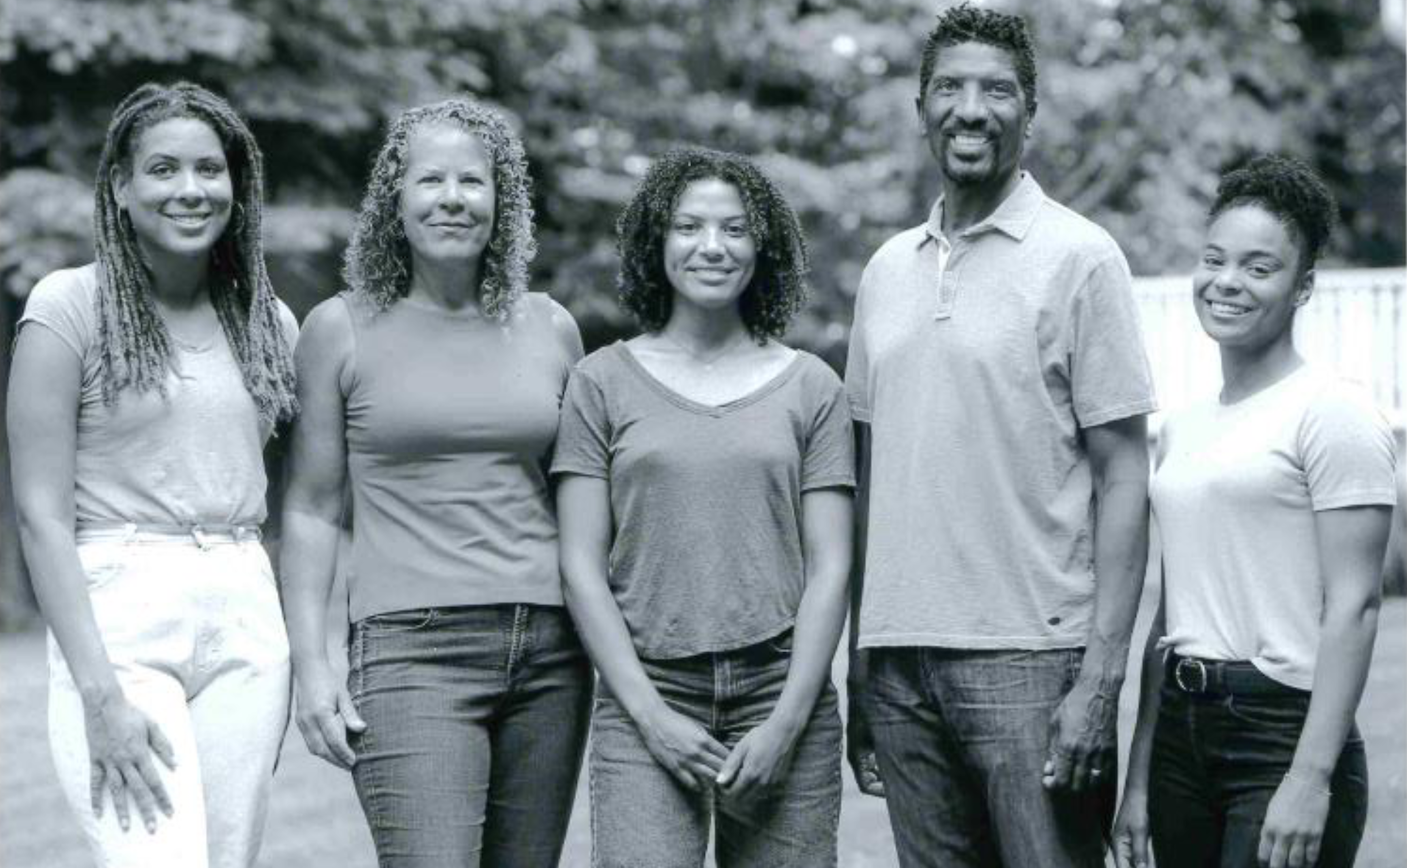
left=112, top=116, right=233, bottom=262
left=1193, top=204, right=1312, bottom=351
left=399, top=123, right=495, bottom=271
left=919, top=41, right=1029, bottom=196
left=662, top=177, right=757, bottom=315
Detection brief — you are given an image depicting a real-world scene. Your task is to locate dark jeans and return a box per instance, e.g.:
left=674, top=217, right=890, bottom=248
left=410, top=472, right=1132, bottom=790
left=863, top=647, right=1114, bottom=868
left=348, top=604, right=593, bottom=868
left=1149, top=663, right=1369, bottom=868
left=590, top=631, right=843, bottom=868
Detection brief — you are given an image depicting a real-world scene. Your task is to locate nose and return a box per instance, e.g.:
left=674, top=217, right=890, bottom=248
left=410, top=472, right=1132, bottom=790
left=175, top=168, right=204, bottom=202
left=955, top=83, right=988, bottom=123
left=1211, top=269, right=1243, bottom=295
left=699, top=227, right=726, bottom=257
left=438, top=179, right=467, bottom=211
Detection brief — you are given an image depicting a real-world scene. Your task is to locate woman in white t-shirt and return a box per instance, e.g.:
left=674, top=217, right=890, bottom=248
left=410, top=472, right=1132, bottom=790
left=1114, top=156, right=1397, bottom=868
left=8, top=83, right=298, bottom=868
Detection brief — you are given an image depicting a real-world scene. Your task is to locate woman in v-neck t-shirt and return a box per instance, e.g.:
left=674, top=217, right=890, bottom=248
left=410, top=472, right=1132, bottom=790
left=553, top=147, right=854, bottom=867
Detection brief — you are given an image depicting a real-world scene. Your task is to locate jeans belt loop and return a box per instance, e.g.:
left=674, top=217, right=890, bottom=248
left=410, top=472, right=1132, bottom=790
left=190, top=525, right=213, bottom=552
left=1175, top=657, right=1209, bottom=693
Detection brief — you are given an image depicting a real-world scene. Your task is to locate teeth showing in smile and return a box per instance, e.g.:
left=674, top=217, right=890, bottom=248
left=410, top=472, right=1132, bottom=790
left=166, top=213, right=210, bottom=224
left=952, top=134, right=989, bottom=147
left=1207, top=300, right=1251, bottom=316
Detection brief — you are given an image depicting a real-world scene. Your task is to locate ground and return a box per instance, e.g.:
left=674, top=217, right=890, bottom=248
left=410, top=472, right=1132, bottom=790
left=2, top=597, right=1402, bottom=868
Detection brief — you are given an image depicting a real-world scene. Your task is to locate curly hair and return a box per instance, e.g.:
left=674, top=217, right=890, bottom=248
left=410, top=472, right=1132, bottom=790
left=918, top=3, right=1039, bottom=118
left=615, top=147, right=809, bottom=341
left=1210, top=154, right=1338, bottom=272
left=93, top=81, right=297, bottom=425
left=342, top=98, right=536, bottom=318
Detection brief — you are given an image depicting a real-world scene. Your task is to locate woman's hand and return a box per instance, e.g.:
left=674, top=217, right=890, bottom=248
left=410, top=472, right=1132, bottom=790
left=293, top=660, right=366, bottom=771
left=83, top=691, right=176, bottom=833
left=717, top=715, right=800, bottom=802
left=846, top=648, right=885, bottom=797
left=1111, top=785, right=1152, bottom=868
left=637, top=704, right=728, bottom=792
left=1258, top=773, right=1332, bottom=868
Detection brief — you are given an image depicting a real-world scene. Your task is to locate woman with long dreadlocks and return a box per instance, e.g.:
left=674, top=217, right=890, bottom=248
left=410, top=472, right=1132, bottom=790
left=279, top=97, right=591, bottom=867
left=7, top=82, right=298, bottom=868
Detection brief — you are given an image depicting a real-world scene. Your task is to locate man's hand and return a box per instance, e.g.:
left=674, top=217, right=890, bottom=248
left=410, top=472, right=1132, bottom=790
left=845, top=648, right=885, bottom=797
left=1042, top=675, right=1118, bottom=792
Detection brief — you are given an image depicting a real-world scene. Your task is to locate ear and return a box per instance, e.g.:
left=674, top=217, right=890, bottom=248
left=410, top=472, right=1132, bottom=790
left=1293, top=268, right=1315, bottom=308
left=110, top=164, right=130, bottom=211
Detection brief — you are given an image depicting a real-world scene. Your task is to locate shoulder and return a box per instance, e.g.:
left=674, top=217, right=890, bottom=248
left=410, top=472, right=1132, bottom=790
left=863, top=224, right=928, bottom=270
left=1029, top=194, right=1127, bottom=269
left=791, top=349, right=844, bottom=389
left=296, top=295, right=355, bottom=360
left=522, top=292, right=583, bottom=360
left=25, top=263, right=100, bottom=316
left=273, top=297, right=300, bottom=349
left=1301, top=373, right=1393, bottom=438
left=573, top=341, right=627, bottom=381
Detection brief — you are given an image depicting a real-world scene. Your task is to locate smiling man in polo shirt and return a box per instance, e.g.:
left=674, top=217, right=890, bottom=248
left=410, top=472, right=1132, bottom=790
left=843, top=5, right=1157, bottom=867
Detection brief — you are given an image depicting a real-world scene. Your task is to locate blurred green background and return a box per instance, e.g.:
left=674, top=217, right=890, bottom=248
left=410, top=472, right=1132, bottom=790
left=1, top=0, right=1404, bottom=626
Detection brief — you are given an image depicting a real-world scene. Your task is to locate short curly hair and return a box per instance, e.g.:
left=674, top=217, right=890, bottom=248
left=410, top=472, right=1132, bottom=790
left=918, top=3, right=1039, bottom=118
left=615, top=147, right=809, bottom=341
left=1210, top=154, right=1338, bottom=272
left=342, top=97, right=536, bottom=318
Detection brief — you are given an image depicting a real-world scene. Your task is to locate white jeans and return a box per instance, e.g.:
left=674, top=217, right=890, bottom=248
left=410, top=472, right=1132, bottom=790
left=47, top=527, right=291, bottom=868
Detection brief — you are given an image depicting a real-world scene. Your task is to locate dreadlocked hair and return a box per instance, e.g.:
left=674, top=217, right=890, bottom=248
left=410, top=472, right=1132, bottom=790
left=343, top=98, right=536, bottom=318
left=615, top=147, right=810, bottom=341
left=1210, top=154, right=1338, bottom=273
left=919, top=3, right=1039, bottom=118
left=93, top=81, right=297, bottom=425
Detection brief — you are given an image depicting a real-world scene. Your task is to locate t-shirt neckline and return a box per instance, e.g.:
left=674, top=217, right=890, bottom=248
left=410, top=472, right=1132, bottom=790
left=616, top=341, right=803, bottom=417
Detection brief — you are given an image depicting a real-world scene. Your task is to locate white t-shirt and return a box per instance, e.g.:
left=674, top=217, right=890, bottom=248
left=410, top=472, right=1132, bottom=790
left=1150, top=365, right=1397, bottom=688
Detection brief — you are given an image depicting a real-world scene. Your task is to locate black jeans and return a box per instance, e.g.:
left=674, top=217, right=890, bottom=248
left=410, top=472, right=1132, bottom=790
left=1149, top=658, right=1368, bottom=868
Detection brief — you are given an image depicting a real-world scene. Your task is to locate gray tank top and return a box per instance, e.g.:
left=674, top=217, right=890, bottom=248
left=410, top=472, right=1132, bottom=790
left=340, top=291, right=575, bottom=622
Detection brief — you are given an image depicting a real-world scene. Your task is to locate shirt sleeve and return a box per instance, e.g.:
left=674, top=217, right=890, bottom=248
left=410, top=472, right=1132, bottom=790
left=1068, top=253, right=1159, bottom=428
left=802, top=363, right=856, bottom=492
left=17, top=269, right=96, bottom=361
left=550, top=365, right=612, bottom=479
left=1300, top=385, right=1398, bottom=511
left=843, top=268, right=872, bottom=424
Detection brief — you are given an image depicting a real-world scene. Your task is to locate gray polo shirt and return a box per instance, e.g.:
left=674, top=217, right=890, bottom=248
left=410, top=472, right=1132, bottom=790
left=845, top=173, right=1156, bottom=650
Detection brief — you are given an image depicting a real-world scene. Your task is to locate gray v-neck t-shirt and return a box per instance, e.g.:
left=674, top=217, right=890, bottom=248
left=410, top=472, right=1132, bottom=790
left=551, top=341, right=854, bottom=659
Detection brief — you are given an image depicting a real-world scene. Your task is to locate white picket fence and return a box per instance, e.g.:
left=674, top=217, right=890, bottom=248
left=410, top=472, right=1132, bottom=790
left=1134, top=267, right=1407, bottom=430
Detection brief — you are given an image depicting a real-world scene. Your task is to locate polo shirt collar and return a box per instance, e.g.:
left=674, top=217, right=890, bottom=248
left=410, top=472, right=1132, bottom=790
left=921, top=171, right=1044, bottom=248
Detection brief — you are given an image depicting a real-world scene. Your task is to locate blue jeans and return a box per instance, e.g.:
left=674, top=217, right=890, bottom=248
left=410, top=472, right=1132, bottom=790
left=1149, top=663, right=1368, bottom=868
left=590, top=631, right=843, bottom=868
left=863, top=647, right=1114, bottom=868
left=348, top=604, right=593, bottom=868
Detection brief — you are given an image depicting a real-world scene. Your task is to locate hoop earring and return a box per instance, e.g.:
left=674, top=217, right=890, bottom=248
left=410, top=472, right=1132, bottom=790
left=232, top=202, right=246, bottom=232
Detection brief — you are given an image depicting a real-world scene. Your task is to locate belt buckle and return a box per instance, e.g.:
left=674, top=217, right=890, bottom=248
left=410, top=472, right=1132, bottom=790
left=1175, top=657, right=1208, bottom=693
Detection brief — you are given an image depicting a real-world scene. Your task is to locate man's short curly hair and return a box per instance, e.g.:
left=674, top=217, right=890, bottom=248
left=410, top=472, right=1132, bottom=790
left=1210, top=154, right=1338, bottom=272
left=918, top=3, right=1038, bottom=118
left=615, top=147, right=809, bottom=341
left=343, top=97, right=536, bottom=318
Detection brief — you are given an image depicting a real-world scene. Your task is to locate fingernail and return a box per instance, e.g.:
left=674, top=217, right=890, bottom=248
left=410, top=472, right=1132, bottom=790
left=146, top=821, right=156, bottom=834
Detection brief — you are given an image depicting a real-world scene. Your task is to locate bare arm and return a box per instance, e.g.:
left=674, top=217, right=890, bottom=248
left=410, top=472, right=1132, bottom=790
left=719, top=487, right=852, bottom=796
left=1259, top=504, right=1390, bottom=868
left=280, top=299, right=364, bottom=769
left=1046, top=413, right=1150, bottom=791
left=1113, top=590, right=1165, bottom=868
left=844, top=420, right=884, bottom=795
left=556, top=473, right=728, bottom=790
left=8, top=324, right=174, bottom=832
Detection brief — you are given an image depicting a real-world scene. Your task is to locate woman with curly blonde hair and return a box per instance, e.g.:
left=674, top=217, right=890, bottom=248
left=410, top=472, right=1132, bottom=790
left=279, top=97, right=591, bottom=867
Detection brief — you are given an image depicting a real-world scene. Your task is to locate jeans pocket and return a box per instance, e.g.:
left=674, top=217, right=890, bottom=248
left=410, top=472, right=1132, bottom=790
left=1223, top=693, right=1310, bottom=730
left=765, top=630, right=795, bottom=655
left=360, top=608, right=437, bottom=635
left=77, top=544, right=128, bottom=591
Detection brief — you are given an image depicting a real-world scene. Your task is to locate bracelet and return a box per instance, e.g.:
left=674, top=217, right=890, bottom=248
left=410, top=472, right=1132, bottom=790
left=1284, top=771, right=1332, bottom=797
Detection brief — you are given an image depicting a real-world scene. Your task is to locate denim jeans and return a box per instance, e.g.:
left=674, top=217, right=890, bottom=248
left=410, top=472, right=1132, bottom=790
left=348, top=604, right=593, bottom=868
left=863, top=647, right=1114, bottom=868
left=1149, top=668, right=1369, bottom=868
left=590, top=631, right=843, bottom=868
left=48, top=527, right=290, bottom=868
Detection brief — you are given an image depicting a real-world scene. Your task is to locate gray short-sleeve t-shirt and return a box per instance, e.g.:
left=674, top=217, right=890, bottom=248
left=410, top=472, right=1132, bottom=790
left=17, top=263, right=297, bottom=528
left=551, top=342, right=855, bottom=659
